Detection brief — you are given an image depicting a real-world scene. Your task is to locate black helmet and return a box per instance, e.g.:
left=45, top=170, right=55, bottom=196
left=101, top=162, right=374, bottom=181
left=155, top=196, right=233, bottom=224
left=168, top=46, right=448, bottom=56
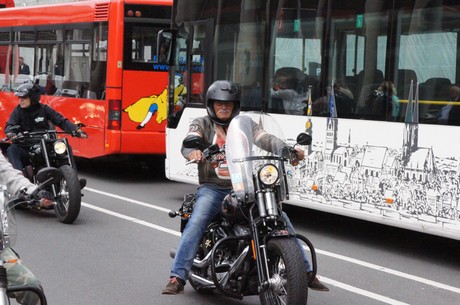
left=206, top=80, right=240, bottom=125
left=15, top=83, right=41, bottom=104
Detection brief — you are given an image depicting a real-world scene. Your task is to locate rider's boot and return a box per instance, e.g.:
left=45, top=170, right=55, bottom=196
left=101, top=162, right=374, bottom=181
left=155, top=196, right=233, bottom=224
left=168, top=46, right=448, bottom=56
left=79, top=178, right=87, bottom=190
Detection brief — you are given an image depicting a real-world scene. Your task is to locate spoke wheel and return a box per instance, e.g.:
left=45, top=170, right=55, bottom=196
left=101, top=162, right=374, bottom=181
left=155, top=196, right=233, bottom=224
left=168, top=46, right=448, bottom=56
left=259, top=238, right=308, bottom=305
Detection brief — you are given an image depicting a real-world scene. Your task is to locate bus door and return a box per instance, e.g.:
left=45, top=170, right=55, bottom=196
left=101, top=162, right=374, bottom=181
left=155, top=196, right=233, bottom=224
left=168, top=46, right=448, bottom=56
left=164, top=19, right=213, bottom=182
left=168, top=19, right=214, bottom=124
left=121, top=17, right=170, bottom=154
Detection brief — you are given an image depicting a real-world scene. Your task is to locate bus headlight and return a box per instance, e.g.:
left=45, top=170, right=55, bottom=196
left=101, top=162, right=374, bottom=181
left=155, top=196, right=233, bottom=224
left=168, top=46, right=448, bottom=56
left=258, top=164, right=279, bottom=186
left=53, top=141, right=67, bottom=155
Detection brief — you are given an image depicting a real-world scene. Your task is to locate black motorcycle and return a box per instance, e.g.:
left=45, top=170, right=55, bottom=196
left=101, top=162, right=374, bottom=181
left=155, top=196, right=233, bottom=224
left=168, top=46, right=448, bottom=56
left=2, top=124, right=86, bottom=224
left=169, top=113, right=317, bottom=305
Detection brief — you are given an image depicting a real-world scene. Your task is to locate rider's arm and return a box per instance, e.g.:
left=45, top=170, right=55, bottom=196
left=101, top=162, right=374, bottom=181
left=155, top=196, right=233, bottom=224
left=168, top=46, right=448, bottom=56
left=4, top=108, right=20, bottom=135
left=44, top=105, right=78, bottom=132
left=0, top=153, right=37, bottom=196
left=181, top=117, right=209, bottom=160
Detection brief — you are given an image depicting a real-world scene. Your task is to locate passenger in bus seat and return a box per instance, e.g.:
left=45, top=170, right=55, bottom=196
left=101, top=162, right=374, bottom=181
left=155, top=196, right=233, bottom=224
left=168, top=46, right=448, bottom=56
left=271, top=67, right=309, bottom=115
left=162, top=80, right=329, bottom=295
left=437, top=85, right=460, bottom=125
left=332, top=80, right=355, bottom=118
left=312, top=80, right=355, bottom=118
left=358, top=81, right=399, bottom=121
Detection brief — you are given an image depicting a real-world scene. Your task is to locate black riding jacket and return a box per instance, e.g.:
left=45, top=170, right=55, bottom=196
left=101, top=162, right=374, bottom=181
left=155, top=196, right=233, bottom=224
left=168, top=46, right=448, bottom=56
left=5, top=103, right=78, bottom=147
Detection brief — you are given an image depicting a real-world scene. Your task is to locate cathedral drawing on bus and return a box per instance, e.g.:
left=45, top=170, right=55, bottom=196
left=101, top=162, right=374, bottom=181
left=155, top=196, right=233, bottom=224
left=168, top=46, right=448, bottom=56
left=293, top=96, right=458, bottom=232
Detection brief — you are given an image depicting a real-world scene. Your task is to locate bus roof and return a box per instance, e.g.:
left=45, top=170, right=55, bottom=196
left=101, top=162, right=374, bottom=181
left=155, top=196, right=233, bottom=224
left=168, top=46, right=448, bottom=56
left=0, top=0, right=171, bottom=26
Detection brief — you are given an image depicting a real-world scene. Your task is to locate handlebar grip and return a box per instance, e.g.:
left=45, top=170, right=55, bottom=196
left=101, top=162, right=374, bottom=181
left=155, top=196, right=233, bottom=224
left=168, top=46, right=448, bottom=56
left=168, top=210, right=179, bottom=218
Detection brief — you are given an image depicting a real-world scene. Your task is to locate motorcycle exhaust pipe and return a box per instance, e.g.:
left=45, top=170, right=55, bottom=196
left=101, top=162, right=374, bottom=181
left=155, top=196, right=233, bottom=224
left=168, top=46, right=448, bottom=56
left=169, top=248, right=215, bottom=288
left=189, top=274, right=215, bottom=287
left=170, top=248, right=213, bottom=268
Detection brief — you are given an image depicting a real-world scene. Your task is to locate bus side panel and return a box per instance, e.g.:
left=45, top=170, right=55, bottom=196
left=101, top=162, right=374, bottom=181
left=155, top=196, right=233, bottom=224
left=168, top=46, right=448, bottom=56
left=165, top=107, right=204, bottom=184
left=120, top=70, right=168, bottom=154
left=0, top=92, right=107, bottom=158
left=166, top=109, right=460, bottom=240
left=45, top=95, right=107, bottom=158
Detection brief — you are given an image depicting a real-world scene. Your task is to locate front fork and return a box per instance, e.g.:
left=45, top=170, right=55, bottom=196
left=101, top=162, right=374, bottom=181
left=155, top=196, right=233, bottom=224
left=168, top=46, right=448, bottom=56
left=250, top=219, right=318, bottom=292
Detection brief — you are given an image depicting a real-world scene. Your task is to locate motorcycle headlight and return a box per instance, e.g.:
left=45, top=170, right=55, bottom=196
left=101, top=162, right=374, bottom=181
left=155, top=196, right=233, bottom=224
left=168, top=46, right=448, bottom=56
left=258, top=164, right=279, bottom=186
left=53, top=141, right=67, bottom=155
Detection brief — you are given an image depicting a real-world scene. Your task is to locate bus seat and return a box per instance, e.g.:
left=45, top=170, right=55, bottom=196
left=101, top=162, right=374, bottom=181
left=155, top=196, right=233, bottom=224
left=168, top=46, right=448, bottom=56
left=357, top=69, right=384, bottom=86
left=396, top=69, right=417, bottom=98
left=61, top=89, right=80, bottom=98
left=34, top=74, right=48, bottom=87
left=424, top=77, right=451, bottom=100
left=83, top=90, right=97, bottom=99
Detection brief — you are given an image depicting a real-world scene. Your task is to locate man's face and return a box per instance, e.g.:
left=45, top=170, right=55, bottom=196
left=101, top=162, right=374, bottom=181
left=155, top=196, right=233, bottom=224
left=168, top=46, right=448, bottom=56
left=213, top=100, right=235, bottom=121
left=18, top=96, right=31, bottom=108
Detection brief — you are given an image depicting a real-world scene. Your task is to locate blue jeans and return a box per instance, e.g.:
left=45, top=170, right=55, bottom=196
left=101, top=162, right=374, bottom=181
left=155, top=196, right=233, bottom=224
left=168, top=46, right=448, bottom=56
left=170, top=184, right=312, bottom=282
left=171, top=184, right=231, bottom=281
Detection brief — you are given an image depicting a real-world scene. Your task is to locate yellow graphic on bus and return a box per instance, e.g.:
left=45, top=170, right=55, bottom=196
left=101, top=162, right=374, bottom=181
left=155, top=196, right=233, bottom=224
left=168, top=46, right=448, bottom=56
left=124, top=79, right=185, bottom=129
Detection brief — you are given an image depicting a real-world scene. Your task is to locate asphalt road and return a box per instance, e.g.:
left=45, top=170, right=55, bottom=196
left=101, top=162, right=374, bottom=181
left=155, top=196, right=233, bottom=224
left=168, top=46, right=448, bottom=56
left=10, top=159, right=460, bottom=305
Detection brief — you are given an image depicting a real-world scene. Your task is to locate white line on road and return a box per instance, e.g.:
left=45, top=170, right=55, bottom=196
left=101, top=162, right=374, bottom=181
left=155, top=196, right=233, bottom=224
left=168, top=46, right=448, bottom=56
left=83, top=188, right=460, bottom=296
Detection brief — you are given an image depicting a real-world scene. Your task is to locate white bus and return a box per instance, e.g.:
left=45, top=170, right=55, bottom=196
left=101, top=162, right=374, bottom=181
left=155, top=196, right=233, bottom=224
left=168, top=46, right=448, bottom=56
left=163, top=0, right=460, bottom=240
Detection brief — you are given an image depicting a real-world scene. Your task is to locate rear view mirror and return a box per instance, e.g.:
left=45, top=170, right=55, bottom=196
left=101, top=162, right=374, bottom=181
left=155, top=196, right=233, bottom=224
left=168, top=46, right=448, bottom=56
left=296, top=133, right=312, bottom=145
left=183, top=135, right=206, bottom=150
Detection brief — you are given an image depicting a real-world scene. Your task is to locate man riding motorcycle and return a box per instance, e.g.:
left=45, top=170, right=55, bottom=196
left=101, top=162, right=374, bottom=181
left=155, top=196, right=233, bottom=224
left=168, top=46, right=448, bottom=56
left=4, top=83, right=87, bottom=189
left=162, top=80, right=329, bottom=295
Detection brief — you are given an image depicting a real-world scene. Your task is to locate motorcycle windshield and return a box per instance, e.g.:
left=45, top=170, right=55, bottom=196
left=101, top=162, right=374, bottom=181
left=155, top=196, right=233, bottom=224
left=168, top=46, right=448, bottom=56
left=226, top=112, right=287, bottom=202
left=0, top=191, right=17, bottom=251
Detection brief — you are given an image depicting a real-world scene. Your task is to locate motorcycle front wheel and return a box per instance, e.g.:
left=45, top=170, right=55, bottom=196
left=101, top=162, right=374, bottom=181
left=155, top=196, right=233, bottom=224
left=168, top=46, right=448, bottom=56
left=54, top=165, right=81, bottom=224
left=259, top=238, right=308, bottom=305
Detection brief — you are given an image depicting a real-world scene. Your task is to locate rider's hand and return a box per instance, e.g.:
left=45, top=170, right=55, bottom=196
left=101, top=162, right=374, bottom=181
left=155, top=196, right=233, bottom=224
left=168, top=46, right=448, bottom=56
left=288, top=147, right=305, bottom=166
left=75, top=129, right=88, bottom=138
left=37, top=190, right=54, bottom=208
left=6, top=132, right=17, bottom=139
left=294, top=147, right=305, bottom=160
left=187, top=150, right=203, bottom=163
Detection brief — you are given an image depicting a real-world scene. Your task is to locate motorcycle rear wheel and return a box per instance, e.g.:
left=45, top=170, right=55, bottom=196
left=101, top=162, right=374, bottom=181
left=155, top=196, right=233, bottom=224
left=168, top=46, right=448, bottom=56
left=54, top=165, right=81, bottom=224
left=259, top=238, right=308, bottom=305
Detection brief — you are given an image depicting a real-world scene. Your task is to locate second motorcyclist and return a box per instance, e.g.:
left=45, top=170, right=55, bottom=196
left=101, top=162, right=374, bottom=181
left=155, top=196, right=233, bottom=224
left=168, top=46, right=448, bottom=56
left=162, top=80, right=329, bottom=295
left=4, top=83, right=87, bottom=188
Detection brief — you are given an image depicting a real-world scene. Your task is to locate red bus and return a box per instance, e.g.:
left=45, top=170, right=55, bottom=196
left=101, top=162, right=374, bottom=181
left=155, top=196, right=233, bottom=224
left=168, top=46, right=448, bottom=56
left=0, top=0, right=172, bottom=159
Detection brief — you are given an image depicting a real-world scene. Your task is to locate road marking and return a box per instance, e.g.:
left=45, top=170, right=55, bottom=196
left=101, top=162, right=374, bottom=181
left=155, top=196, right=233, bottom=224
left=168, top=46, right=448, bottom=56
left=85, top=187, right=171, bottom=213
left=82, top=202, right=179, bottom=237
left=319, top=276, right=410, bottom=305
left=82, top=201, right=410, bottom=305
left=314, top=249, right=460, bottom=294
left=82, top=189, right=460, bottom=296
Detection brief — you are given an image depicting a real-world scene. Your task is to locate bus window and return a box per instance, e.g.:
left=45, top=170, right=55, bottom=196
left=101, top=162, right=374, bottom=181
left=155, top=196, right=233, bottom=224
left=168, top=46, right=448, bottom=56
left=395, top=4, right=460, bottom=125
left=272, top=5, right=322, bottom=115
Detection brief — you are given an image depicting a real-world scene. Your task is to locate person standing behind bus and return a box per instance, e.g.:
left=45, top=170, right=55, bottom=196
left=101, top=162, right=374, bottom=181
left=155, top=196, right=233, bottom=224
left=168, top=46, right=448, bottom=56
left=18, top=57, right=30, bottom=75
left=161, top=80, right=329, bottom=295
